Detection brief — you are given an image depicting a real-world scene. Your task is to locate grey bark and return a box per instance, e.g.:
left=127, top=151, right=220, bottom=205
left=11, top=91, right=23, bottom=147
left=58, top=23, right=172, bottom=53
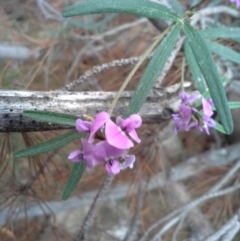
left=0, top=88, right=181, bottom=132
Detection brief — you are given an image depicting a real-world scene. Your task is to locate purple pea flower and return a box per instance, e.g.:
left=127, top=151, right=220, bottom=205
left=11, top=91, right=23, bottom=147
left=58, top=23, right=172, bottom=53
left=105, top=155, right=136, bottom=175
left=93, top=141, right=136, bottom=176
left=75, top=112, right=109, bottom=143
left=196, top=98, right=215, bottom=135
left=172, top=92, right=215, bottom=135
left=202, top=97, right=213, bottom=116
left=88, top=111, right=142, bottom=149
left=88, top=111, right=109, bottom=143
left=76, top=119, right=91, bottom=133
left=71, top=111, right=141, bottom=176
left=172, top=92, right=199, bottom=134
left=172, top=104, right=198, bottom=134
left=180, top=91, right=198, bottom=104
left=75, top=112, right=109, bottom=144
left=199, top=115, right=216, bottom=135
left=105, top=160, right=120, bottom=175
left=105, top=114, right=142, bottom=149
left=68, top=139, right=95, bottom=171
left=116, top=114, right=142, bottom=142
left=229, top=0, right=240, bottom=8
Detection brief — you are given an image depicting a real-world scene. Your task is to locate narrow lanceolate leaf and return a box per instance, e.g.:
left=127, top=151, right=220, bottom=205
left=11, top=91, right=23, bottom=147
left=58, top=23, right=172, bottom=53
left=23, top=110, right=77, bottom=126
left=206, top=40, right=240, bottom=64
left=123, top=23, right=181, bottom=118
left=212, top=102, right=240, bottom=111
left=228, top=102, right=240, bottom=109
left=214, top=121, right=227, bottom=134
left=63, top=0, right=180, bottom=22
left=184, top=41, right=206, bottom=94
left=199, top=27, right=240, bottom=39
left=14, top=131, right=83, bottom=158
left=62, top=162, right=86, bottom=200
left=183, top=22, right=233, bottom=134
left=169, top=0, right=184, bottom=13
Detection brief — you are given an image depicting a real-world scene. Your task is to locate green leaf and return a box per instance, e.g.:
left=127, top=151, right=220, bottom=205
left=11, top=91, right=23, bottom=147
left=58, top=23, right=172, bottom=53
left=169, top=0, right=184, bottom=13
left=67, top=13, right=117, bottom=30
left=183, top=22, right=233, bottom=134
left=123, top=23, right=181, bottom=118
left=228, top=102, right=240, bottom=109
left=62, top=162, right=86, bottom=200
left=206, top=40, right=240, bottom=64
left=199, top=27, right=240, bottom=39
left=190, top=0, right=200, bottom=7
left=14, top=131, right=83, bottom=158
left=212, top=102, right=240, bottom=111
left=184, top=41, right=206, bottom=94
left=214, top=121, right=227, bottom=134
left=23, top=110, right=77, bottom=126
left=63, top=0, right=180, bottom=22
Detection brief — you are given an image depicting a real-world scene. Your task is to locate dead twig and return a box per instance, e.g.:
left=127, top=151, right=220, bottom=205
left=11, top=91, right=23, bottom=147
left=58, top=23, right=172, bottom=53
left=1, top=142, right=240, bottom=227
left=123, top=181, right=145, bottom=241
left=60, top=54, right=154, bottom=91
left=75, top=176, right=114, bottom=241
left=204, top=214, right=240, bottom=241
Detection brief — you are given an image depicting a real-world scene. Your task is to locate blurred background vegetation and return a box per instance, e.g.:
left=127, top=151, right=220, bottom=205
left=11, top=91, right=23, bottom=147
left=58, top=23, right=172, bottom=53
left=0, top=0, right=240, bottom=240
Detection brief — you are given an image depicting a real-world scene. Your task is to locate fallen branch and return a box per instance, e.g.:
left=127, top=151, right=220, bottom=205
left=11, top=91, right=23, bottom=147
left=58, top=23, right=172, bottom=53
left=0, top=86, right=182, bottom=132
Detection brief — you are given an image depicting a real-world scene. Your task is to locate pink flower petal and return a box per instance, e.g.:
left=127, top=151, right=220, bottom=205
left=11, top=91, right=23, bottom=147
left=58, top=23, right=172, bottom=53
left=180, top=91, right=188, bottom=101
left=208, top=98, right=214, bottom=106
left=81, top=139, right=94, bottom=170
left=76, top=119, right=91, bottom=133
left=104, top=142, right=126, bottom=158
left=202, top=116, right=215, bottom=135
left=93, top=141, right=125, bottom=165
left=128, top=129, right=141, bottom=143
left=179, top=105, right=192, bottom=124
left=105, top=160, right=120, bottom=175
left=180, top=92, right=198, bottom=104
left=120, top=114, right=142, bottom=132
left=120, top=155, right=135, bottom=170
left=88, top=111, right=110, bottom=143
left=116, top=116, right=124, bottom=125
left=92, top=141, right=108, bottom=165
left=105, top=119, right=134, bottom=149
left=68, top=150, right=83, bottom=163
left=202, top=98, right=213, bottom=117
left=187, top=121, right=199, bottom=130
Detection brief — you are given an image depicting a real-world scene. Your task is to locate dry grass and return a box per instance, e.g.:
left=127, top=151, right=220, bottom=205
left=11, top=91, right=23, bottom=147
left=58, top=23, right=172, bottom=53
left=0, top=0, right=240, bottom=240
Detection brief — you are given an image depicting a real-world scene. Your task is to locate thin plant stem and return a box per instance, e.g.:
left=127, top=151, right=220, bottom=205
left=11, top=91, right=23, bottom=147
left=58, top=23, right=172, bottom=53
left=204, top=215, right=239, bottom=241
left=140, top=183, right=240, bottom=241
left=181, top=57, right=185, bottom=91
left=108, top=24, right=173, bottom=115
left=75, top=176, right=114, bottom=241
left=123, top=181, right=145, bottom=241
left=207, top=159, right=240, bottom=194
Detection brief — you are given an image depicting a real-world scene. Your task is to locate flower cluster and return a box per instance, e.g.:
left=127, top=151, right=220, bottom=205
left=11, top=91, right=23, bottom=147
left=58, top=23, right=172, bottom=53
left=68, top=112, right=142, bottom=176
left=172, top=92, right=215, bottom=135
left=229, top=0, right=240, bottom=8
